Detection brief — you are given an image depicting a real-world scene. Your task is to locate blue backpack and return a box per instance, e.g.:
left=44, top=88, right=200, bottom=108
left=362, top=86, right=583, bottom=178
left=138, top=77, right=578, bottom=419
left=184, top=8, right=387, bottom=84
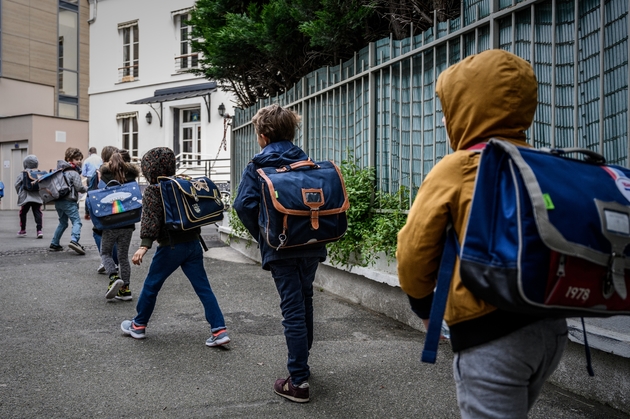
left=256, top=159, right=349, bottom=250
left=159, top=175, right=224, bottom=231
left=0, top=180, right=4, bottom=198
left=422, top=139, right=630, bottom=374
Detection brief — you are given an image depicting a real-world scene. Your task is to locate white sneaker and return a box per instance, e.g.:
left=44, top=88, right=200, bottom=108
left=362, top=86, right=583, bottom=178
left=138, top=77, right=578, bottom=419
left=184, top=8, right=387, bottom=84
left=97, top=264, right=106, bottom=274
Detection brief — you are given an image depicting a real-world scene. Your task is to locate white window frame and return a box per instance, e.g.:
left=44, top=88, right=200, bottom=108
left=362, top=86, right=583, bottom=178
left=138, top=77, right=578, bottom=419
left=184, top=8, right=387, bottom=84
left=118, top=20, right=139, bottom=82
left=172, top=10, right=199, bottom=72
left=120, top=115, right=139, bottom=159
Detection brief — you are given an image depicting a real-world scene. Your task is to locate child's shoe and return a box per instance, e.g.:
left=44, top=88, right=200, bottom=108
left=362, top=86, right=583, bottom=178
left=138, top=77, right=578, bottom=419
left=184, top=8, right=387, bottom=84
left=49, top=244, right=63, bottom=251
left=106, top=275, right=124, bottom=300
left=115, top=285, right=132, bottom=301
left=273, top=377, right=309, bottom=403
left=37, top=230, right=43, bottom=239
left=205, top=329, right=230, bottom=347
left=121, top=320, right=146, bottom=339
left=97, top=264, right=106, bottom=274
left=68, top=240, right=85, bottom=255
left=17, top=230, right=27, bottom=237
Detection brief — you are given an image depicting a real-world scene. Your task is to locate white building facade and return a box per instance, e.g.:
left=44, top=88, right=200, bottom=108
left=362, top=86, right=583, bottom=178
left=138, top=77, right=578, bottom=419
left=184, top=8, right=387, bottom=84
left=87, top=0, right=234, bottom=183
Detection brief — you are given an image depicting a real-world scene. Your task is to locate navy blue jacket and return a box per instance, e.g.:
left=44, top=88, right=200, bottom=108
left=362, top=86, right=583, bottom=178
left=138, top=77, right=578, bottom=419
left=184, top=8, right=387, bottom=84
left=233, top=141, right=327, bottom=270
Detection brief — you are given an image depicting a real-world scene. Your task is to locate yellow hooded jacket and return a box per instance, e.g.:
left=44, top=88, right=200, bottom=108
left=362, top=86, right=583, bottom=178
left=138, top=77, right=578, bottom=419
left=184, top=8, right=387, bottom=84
left=397, top=50, right=538, bottom=338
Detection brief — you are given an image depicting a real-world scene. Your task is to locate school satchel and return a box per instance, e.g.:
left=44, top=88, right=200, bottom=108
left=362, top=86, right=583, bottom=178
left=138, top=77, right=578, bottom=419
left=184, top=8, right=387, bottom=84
left=158, top=175, right=224, bottom=231
left=22, top=170, right=48, bottom=192
left=35, top=169, right=70, bottom=203
left=461, top=139, right=630, bottom=317
left=257, top=158, right=350, bottom=250
left=87, top=180, right=142, bottom=230
left=421, top=139, right=630, bottom=372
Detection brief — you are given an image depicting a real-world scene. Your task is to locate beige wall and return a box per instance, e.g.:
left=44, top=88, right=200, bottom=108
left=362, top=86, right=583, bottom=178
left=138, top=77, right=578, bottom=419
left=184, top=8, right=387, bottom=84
left=0, top=114, right=88, bottom=210
left=1, top=0, right=90, bottom=120
left=0, top=78, right=55, bottom=117
left=2, top=0, right=57, bottom=86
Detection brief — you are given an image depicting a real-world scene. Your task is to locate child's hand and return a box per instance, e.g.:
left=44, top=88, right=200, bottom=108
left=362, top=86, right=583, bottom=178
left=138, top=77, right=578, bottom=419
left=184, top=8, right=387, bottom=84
left=132, top=247, right=148, bottom=265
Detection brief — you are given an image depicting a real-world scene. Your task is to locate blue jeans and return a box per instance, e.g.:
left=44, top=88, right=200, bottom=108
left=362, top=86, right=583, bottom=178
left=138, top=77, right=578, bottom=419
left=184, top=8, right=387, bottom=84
left=269, top=257, right=320, bottom=385
left=52, top=200, right=82, bottom=246
left=133, top=240, right=226, bottom=331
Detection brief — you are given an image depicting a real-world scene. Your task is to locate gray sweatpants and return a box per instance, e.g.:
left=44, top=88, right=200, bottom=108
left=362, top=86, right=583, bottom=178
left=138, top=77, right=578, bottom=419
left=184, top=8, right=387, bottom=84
left=100, top=228, right=133, bottom=286
left=453, top=318, right=568, bottom=419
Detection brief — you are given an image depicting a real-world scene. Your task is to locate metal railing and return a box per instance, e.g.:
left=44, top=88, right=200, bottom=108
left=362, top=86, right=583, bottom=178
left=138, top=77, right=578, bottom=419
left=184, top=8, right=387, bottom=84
left=231, top=0, right=629, bottom=209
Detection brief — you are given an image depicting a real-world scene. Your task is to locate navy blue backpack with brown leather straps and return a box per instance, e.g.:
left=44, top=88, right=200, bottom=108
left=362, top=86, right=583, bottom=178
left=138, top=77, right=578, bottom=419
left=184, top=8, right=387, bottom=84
left=257, top=158, right=349, bottom=250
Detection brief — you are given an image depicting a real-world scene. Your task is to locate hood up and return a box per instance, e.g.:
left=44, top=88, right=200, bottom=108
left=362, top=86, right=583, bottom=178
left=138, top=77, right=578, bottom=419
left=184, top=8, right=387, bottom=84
left=23, top=155, right=39, bottom=170
left=436, top=49, right=537, bottom=151
left=141, top=147, right=176, bottom=184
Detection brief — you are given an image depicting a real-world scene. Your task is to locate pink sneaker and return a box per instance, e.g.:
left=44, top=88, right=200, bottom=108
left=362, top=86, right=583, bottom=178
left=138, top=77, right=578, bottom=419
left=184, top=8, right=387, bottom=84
left=17, top=230, right=27, bottom=237
left=37, top=230, right=43, bottom=239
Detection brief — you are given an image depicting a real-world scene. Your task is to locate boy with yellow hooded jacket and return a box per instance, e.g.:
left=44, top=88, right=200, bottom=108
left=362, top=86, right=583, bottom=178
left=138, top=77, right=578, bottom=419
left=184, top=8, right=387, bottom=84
left=397, top=49, right=568, bottom=418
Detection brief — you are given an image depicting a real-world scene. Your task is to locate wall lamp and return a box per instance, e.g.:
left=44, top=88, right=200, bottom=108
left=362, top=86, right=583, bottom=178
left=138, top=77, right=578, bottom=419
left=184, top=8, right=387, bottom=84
left=145, top=111, right=153, bottom=124
left=218, top=103, right=226, bottom=117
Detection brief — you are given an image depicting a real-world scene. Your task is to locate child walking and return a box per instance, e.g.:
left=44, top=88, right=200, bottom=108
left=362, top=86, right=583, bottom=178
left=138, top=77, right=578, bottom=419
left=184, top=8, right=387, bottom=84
left=233, top=104, right=327, bottom=403
left=121, top=147, right=230, bottom=347
left=15, top=155, right=44, bottom=238
left=50, top=147, right=87, bottom=254
left=100, top=151, right=140, bottom=301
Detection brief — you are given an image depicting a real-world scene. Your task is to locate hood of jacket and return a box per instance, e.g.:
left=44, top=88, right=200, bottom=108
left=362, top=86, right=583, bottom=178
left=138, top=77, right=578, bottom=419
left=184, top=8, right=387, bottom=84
left=251, top=141, right=308, bottom=168
left=141, top=147, right=175, bottom=184
left=56, top=160, right=71, bottom=170
left=23, top=155, right=39, bottom=170
left=436, top=49, right=537, bottom=151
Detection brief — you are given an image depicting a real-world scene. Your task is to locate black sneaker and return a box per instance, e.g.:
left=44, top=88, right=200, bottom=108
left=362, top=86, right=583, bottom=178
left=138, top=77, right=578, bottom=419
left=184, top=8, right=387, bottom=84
left=68, top=241, right=86, bottom=255
left=273, top=377, right=309, bottom=403
left=106, top=275, right=124, bottom=300
left=115, top=285, right=133, bottom=301
left=49, top=244, right=63, bottom=251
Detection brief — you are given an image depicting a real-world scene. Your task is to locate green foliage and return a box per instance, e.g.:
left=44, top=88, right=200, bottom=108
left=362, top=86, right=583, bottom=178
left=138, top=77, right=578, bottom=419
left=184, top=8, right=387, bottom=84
left=226, top=157, right=409, bottom=268
left=326, top=157, right=409, bottom=268
left=189, top=0, right=460, bottom=107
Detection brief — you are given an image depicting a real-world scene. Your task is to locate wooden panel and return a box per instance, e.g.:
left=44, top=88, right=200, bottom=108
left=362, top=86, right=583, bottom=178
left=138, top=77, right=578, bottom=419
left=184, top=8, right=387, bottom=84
left=29, top=40, right=57, bottom=77
left=29, top=0, right=57, bottom=14
left=29, top=67, right=57, bottom=87
left=3, top=1, right=30, bottom=37
left=29, top=7, right=57, bottom=46
left=1, top=61, right=30, bottom=80
left=3, top=34, right=30, bottom=67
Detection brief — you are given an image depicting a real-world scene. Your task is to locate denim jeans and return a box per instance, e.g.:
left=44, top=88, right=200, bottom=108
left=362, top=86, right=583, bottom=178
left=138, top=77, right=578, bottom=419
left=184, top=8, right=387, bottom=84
left=52, top=200, right=82, bottom=246
left=133, top=240, right=226, bottom=331
left=269, top=257, right=320, bottom=385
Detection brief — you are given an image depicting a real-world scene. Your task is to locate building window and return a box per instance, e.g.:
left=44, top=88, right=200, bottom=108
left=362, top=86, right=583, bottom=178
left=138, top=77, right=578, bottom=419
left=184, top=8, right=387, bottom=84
left=118, top=20, right=139, bottom=82
left=58, top=1, right=79, bottom=118
left=121, top=116, right=138, bottom=159
left=175, top=12, right=198, bottom=72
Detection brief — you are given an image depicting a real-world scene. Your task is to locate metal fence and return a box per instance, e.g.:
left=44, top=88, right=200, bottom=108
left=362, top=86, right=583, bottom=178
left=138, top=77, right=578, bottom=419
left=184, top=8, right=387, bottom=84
left=231, top=0, right=629, bottom=208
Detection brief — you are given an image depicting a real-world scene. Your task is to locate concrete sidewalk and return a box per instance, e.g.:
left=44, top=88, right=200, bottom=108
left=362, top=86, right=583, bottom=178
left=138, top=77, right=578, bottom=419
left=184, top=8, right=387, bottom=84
left=0, top=208, right=626, bottom=418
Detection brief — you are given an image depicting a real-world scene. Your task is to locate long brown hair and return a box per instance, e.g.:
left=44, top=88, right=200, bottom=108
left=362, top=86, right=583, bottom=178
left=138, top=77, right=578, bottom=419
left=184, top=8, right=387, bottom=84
left=108, top=152, right=127, bottom=184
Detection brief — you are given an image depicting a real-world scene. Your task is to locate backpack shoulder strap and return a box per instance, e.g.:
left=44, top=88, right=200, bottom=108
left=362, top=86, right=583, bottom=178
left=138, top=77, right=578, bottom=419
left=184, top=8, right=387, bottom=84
left=421, top=226, right=459, bottom=363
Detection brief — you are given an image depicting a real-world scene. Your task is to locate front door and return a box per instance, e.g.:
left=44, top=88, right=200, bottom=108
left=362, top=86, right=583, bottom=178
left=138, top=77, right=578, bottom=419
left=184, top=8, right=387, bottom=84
left=180, top=108, right=201, bottom=167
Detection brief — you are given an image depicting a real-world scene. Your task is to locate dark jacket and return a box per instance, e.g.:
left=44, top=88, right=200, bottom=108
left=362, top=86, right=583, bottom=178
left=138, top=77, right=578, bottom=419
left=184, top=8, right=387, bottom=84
left=99, top=163, right=140, bottom=186
left=233, top=141, right=327, bottom=270
left=139, top=147, right=200, bottom=249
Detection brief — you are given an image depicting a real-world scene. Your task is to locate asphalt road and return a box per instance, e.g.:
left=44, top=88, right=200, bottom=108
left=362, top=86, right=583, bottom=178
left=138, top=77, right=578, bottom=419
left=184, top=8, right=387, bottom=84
left=0, top=208, right=627, bottom=418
